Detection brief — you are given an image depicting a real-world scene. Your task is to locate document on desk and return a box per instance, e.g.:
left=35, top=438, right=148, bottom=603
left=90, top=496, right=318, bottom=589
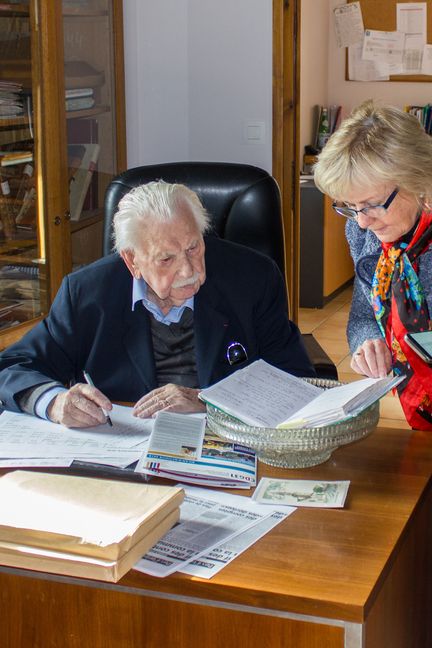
left=0, top=404, right=152, bottom=468
left=180, top=510, right=291, bottom=579
left=133, top=486, right=293, bottom=578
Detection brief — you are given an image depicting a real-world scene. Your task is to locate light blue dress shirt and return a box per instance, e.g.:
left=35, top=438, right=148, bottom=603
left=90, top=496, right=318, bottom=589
left=36, top=277, right=195, bottom=419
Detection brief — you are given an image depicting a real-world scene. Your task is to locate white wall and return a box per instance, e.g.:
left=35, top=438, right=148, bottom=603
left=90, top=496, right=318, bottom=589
left=122, top=1, right=189, bottom=167
left=300, top=0, right=330, bottom=160
left=123, top=0, right=272, bottom=172
left=300, top=0, right=432, bottom=160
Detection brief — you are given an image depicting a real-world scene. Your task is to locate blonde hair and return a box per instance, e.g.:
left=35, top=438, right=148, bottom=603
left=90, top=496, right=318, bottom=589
left=113, top=180, right=210, bottom=253
left=314, top=100, right=432, bottom=205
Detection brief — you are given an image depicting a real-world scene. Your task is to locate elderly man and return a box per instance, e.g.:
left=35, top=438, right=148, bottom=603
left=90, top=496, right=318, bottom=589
left=0, top=181, right=314, bottom=428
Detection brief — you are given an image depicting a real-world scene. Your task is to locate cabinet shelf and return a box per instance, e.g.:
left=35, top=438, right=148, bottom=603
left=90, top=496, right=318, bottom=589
left=63, top=8, right=109, bottom=18
left=0, top=3, right=29, bottom=17
left=66, top=104, right=110, bottom=120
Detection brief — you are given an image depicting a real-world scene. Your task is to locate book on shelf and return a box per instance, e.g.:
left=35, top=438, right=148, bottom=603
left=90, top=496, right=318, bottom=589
left=136, top=412, right=257, bottom=488
left=68, top=143, right=100, bottom=221
left=65, top=88, right=94, bottom=100
left=66, top=97, right=95, bottom=112
left=199, top=359, right=405, bottom=429
left=0, top=151, right=33, bottom=167
left=0, top=471, right=184, bottom=582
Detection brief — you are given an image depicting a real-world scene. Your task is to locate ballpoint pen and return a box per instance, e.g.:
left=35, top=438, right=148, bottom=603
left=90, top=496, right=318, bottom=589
left=83, top=371, right=113, bottom=427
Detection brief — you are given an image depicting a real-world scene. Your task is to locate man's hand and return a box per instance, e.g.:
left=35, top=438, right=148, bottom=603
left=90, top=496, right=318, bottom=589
left=47, top=383, right=113, bottom=428
left=350, top=338, right=392, bottom=378
left=133, top=384, right=206, bottom=418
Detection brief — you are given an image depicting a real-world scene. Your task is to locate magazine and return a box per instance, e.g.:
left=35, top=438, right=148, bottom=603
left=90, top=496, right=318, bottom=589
left=135, top=412, right=256, bottom=488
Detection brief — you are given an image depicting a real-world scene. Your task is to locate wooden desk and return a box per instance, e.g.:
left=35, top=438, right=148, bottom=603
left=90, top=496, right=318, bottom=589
left=0, top=424, right=431, bottom=648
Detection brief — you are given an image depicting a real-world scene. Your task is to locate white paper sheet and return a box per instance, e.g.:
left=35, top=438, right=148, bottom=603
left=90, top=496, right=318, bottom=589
left=421, top=43, right=432, bottom=73
left=397, top=2, right=427, bottom=74
left=362, top=29, right=405, bottom=74
left=333, top=1, right=364, bottom=48
left=199, top=360, right=321, bottom=428
left=0, top=404, right=153, bottom=467
left=348, top=42, right=390, bottom=81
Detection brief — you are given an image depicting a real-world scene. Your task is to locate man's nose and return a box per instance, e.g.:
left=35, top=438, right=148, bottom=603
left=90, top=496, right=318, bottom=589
left=177, top=255, right=193, bottom=276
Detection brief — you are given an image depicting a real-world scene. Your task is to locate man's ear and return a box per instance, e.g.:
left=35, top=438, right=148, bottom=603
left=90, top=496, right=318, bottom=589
left=120, top=250, right=140, bottom=279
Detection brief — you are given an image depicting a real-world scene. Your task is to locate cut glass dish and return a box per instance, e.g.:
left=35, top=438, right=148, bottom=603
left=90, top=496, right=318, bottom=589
left=205, top=378, right=380, bottom=468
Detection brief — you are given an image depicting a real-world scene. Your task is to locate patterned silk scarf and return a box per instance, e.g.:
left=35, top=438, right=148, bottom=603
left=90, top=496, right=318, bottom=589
left=371, top=212, right=432, bottom=430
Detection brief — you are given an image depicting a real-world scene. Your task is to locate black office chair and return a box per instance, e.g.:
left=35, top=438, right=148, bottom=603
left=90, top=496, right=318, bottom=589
left=103, top=161, right=337, bottom=379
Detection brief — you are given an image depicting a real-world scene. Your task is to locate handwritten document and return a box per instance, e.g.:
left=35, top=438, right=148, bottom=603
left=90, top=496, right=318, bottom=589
left=199, top=360, right=322, bottom=428
left=0, top=404, right=152, bottom=467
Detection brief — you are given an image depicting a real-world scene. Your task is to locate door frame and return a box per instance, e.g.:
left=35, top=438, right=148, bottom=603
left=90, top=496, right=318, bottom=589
left=272, top=0, right=301, bottom=322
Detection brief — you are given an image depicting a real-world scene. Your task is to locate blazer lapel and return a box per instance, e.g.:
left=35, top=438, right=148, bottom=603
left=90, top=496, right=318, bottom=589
left=122, top=303, right=158, bottom=392
left=194, top=278, right=236, bottom=387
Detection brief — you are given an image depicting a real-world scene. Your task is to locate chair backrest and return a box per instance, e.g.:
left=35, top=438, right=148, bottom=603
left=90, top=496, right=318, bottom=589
left=103, top=161, right=285, bottom=276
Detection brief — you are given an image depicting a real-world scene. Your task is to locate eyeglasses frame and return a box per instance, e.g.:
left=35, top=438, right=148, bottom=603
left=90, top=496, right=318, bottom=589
left=332, top=188, right=399, bottom=221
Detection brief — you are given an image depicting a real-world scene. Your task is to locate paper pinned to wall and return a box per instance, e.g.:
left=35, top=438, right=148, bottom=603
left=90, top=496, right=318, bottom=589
left=362, top=29, right=405, bottom=75
left=421, top=43, right=432, bottom=74
left=397, top=2, right=427, bottom=74
left=348, top=42, right=390, bottom=81
left=333, top=1, right=364, bottom=48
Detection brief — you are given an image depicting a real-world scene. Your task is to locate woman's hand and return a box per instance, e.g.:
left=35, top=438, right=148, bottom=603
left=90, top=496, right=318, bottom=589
left=350, top=338, right=392, bottom=378
left=133, top=384, right=206, bottom=418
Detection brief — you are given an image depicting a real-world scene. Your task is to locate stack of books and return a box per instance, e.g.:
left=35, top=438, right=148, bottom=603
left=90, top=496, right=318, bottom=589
left=0, top=82, right=23, bottom=120
left=0, top=471, right=184, bottom=582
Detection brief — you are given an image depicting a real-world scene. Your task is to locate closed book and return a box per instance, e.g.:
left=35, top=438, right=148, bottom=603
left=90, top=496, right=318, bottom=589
left=0, top=471, right=184, bottom=560
left=68, top=143, right=100, bottom=220
left=0, top=508, right=179, bottom=583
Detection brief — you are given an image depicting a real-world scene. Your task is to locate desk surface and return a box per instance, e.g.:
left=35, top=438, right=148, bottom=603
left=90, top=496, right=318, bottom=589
left=1, top=413, right=431, bottom=648
left=107, top=423, right=429, bottom=623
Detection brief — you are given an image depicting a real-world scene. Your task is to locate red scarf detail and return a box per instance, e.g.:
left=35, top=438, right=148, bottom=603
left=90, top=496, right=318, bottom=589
left=375, top=213, right=432, bottom=430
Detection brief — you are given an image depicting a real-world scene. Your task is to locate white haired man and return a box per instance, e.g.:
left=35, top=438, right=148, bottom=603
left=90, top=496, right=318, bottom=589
left=0, top=181, right=314, bottom=428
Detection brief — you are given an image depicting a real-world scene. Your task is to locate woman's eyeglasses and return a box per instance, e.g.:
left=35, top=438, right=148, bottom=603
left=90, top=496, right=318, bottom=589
left=332, top=188, right=399, bottom=221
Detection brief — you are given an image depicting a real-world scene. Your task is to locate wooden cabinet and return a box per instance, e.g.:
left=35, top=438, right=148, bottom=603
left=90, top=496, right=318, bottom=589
left=300, top=179, right=354, bottom=308
left=0, top=0, right=126, bottom=349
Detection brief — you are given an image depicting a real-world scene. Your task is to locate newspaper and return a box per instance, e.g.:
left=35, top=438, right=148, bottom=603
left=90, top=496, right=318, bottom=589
left=134, top=486, right=293, bottom=578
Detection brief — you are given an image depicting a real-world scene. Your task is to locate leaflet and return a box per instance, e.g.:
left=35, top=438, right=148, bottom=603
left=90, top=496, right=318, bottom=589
left=180, top=510, right=292, bottom=579
left=133, top=486, right=287, bottom=578
left=136, top=412, right=256, bottom=488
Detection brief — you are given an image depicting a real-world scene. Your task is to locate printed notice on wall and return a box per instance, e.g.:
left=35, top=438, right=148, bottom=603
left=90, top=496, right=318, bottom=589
left=333, top=1, right=364, bottom=48
left=397, top=2, right=427, bottom=74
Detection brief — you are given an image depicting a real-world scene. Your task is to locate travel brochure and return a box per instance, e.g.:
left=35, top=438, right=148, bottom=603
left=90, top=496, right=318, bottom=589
left=136, top=412, right=256, bottom=488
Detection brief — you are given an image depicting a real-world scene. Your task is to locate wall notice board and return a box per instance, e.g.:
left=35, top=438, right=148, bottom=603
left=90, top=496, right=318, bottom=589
left=348, top=0, right=432, bottom=81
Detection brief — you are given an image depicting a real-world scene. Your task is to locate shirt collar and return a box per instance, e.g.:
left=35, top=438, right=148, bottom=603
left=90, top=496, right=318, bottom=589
left=132, top=277, right=194, bottom=324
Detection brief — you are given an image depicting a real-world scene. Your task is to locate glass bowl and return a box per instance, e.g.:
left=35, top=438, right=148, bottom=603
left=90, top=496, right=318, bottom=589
left=205, top=378, right=380, bottom=468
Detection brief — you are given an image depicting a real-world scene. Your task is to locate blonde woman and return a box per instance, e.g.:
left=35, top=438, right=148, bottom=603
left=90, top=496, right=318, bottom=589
left=314, top=100, right=432, bottom=430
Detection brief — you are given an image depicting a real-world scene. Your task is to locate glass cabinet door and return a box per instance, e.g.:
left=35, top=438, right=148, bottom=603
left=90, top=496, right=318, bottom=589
left=0, top=1, right=48, bottom=337
left=62, top=0, right=126, bottom=267
left=0, top=0, right=125, bottom=347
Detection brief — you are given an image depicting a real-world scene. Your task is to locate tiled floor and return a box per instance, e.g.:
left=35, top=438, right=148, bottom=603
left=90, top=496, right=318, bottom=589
left=298, top=286, right=357, bottom=383
left=298, top=286, right=409, bottom=428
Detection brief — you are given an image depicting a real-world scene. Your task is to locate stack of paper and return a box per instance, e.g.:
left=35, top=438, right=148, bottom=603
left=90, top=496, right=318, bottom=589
left=0, top=471, right=184, bottom=582
left=199, top=360, right=405, bottom=429
left=0, top=404, right=152, bottom=471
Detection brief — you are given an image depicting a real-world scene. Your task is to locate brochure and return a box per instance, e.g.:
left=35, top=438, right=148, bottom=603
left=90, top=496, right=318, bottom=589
left=135, top=412, right=256, bottom=488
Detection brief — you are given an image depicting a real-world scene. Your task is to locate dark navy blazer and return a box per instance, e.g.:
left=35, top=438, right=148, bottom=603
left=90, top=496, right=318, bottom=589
left=0, top=237, right=315, bottom=411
